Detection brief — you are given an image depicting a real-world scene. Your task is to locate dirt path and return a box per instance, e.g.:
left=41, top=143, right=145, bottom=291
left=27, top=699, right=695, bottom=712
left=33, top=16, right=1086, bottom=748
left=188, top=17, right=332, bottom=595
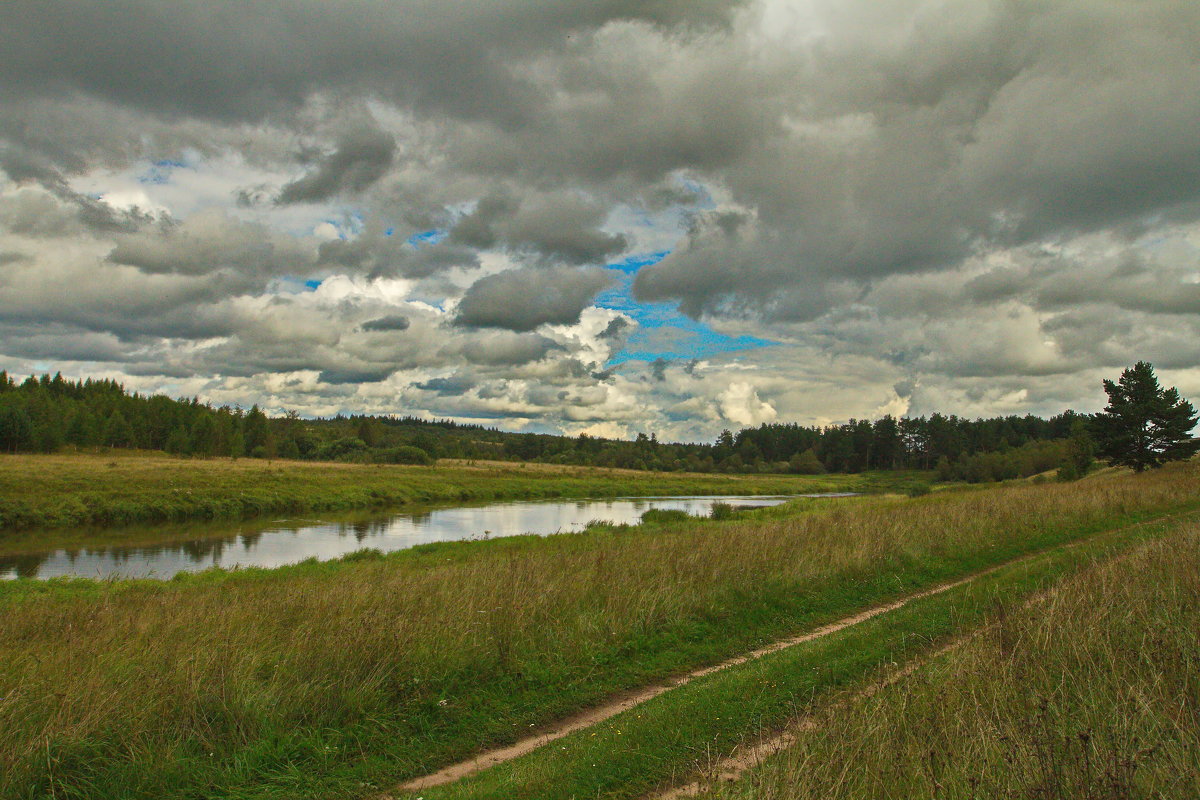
left=395, top=575, right=978, bottom=793
left=649, top=640, right=967, bottom=799
left=391, top=510, right=1197, bottom=796
left=646, top=525, right=1187, bottom=800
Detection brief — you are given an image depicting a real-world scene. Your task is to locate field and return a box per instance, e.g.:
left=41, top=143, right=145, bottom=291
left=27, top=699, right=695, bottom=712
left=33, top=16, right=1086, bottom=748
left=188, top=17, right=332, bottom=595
left=1, top=461, right=1198, bottom=799
left=0, top=452, right=904, bottom=530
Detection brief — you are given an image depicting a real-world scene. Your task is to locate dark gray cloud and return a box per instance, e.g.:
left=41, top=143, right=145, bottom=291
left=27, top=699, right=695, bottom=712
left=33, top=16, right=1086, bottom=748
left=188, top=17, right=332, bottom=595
left=455, top=266, right=615, bottom=331
left=0, top=1, right=745, bottom=124
left=457, top=331, right=562, bottom=365
left=360, top=314, right=411, bottom=332
left=107, top=209, right=315, bottom=278
left=450, top=190, right=627, bottom=264
left=318, top=366, right=396, bottom=384
left=416, top=375, right=475, bottom=395
left=277, top=126, right=396, bottom=204
left=318, top=233, right=479, bottom=279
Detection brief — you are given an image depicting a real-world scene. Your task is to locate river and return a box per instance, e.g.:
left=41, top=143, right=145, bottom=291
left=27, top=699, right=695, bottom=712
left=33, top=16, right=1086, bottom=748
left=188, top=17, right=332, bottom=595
left=0, top=493, right=857, bottom=580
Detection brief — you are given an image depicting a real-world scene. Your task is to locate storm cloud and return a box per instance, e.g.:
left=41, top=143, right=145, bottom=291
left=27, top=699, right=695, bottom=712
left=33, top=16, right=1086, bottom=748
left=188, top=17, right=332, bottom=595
left=455, top=266, right=616, bottom=332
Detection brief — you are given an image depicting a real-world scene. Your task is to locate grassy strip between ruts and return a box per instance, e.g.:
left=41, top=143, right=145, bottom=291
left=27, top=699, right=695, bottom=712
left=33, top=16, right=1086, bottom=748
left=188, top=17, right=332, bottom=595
left=2, top=466, right=1196, bottom=799
left=695, top=529, right=1200, bottom=800
left=0, top=452, right=901, bottom=530
left=405, top=512, right=1195, bottom=800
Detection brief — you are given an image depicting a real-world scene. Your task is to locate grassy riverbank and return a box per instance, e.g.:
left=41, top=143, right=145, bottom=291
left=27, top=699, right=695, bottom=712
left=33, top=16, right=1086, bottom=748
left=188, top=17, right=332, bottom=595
left=0, top=452, right=904, bottom=530
left=0, top=463, right=1196, bottom=799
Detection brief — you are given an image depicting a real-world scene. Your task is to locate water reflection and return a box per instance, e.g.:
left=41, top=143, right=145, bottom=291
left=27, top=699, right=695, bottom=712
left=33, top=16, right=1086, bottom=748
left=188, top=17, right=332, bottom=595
left=0, top=494, right=855, bottom=581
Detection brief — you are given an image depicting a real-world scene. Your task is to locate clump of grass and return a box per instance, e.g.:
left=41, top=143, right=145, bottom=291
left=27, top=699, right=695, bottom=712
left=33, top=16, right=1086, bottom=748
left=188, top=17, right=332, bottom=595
left=707, top=528, right=1200, bottom=799
left=0, top=463, right=1197, bottom=798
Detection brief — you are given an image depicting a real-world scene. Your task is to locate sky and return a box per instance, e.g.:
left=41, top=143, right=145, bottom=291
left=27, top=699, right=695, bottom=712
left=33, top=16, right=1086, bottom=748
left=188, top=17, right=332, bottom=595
left=2, top=0, right=1200, bottom=443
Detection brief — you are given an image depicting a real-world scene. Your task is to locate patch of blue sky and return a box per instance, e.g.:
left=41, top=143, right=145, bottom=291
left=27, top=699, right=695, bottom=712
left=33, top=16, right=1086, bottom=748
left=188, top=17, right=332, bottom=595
left=599, top=252, right=776, bottom=366
left=270, top=276, right=323, bottom=294
left=137, top=158, right=190, bottom=185
left=408, top=229, right=446, bottom=247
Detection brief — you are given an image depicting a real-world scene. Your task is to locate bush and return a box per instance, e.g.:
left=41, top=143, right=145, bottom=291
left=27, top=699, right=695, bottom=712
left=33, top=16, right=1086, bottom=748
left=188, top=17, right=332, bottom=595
left=788, top=448, right=826, bottom=474
left=906, top=483, right=932, bottom=497
left=315, top=437, right=369, bottom=462
left=372, top=445, right=434, bottom=466
left=640, top=508, right=692, bottom=525
left=709, top=502, right=735, bottom=520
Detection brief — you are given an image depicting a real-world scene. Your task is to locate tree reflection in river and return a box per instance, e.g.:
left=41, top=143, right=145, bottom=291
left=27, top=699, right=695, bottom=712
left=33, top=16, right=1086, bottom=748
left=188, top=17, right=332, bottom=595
left=2, top=494, right=854, bottom=581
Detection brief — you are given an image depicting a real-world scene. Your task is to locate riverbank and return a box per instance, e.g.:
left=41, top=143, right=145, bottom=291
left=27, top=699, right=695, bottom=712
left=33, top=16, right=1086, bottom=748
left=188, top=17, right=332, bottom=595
left=1, top=462, right=1195, bottom=799
left=0, top=452, right=917, bottom=530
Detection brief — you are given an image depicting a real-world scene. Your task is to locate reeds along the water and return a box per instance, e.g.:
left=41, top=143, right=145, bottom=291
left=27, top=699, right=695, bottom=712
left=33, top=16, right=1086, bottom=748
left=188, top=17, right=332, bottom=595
left=1, top=463, right=1197, bottom=796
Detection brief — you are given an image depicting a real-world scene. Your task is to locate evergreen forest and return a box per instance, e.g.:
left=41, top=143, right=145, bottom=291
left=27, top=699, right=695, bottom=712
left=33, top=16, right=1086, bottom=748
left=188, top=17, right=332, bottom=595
left=0, top=371, right=1098, bottom=482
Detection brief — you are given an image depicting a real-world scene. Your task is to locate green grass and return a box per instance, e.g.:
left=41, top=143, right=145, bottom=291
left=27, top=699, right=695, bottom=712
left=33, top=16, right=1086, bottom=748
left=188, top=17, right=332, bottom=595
left=422, top=508, right=1190, bottom=799
left=698, top=526, right=1200, bottom=799
left=0, top=451, right=895, bottom=530
left=0, top=463, right=1196, bottom=799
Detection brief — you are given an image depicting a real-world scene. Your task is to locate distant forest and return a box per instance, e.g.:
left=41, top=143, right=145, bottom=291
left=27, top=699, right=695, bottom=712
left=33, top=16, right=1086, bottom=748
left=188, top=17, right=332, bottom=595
left=0, top=372, right=1096, bottom=482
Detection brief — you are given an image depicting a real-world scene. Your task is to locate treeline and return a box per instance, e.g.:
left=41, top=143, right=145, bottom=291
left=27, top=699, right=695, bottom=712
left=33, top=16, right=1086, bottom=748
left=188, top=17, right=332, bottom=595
left=0, top=372, right=1094, bottom=480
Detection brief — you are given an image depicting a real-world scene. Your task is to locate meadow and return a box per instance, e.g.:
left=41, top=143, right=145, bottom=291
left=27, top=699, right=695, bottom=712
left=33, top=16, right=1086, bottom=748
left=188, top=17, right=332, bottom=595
left=1, top=461, right=1197, bottom=799
left=0, top=451, right=896, bottom=530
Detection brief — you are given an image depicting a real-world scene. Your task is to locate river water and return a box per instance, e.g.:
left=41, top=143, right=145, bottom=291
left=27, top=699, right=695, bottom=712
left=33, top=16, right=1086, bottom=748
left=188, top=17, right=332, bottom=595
left=0, top=493, right=857, bottom=581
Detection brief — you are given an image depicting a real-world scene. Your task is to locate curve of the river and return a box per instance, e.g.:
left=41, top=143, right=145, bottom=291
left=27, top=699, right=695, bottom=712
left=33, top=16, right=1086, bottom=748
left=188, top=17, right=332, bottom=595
left=0, top=494, right=857, bottom=581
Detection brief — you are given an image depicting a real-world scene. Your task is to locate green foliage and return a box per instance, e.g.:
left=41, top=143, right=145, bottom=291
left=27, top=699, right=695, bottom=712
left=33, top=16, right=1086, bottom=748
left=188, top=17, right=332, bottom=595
left=936, top=439, right=1077, bottom=484
left=0, top=405, right=32, bottom=452
left=709, top=502, right=735, bottom=520
left=314, top=437, right=369, bottom=462
left=1094, top=361, right=1199, bottom=472
left=640, top=508, right=693, bottom=524
left=372, top=445, right=433, bottom=465
left=0, top=371, right=1108, bottom=481
left=788, top=448, right=825, bottom=474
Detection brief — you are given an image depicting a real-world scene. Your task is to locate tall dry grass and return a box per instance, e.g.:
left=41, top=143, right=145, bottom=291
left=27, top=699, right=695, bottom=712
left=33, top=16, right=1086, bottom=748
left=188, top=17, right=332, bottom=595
left=708, top=521, right=1200, bottom=799
left=1, top=463, right=1196, bottom=797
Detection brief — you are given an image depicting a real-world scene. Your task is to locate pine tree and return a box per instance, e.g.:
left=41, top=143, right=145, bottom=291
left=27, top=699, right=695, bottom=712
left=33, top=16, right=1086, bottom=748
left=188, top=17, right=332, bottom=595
left=102, top=410, right=134, bottom=448
left=0, top=404, right=33, bottom=452
left=1095, top=362, right=1198, bottom=472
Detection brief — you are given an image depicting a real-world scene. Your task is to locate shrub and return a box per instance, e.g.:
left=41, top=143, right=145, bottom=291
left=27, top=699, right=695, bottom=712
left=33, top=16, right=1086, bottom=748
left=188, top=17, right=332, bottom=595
left=315, top=437, right=369, bottom=462
left=709, top=502, right=735, bottom=520
left=640, top=508, right=692, bottom=525
left=906, top=482, right=932, bottom=497
left=372, top=445, right=433, bottom=466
